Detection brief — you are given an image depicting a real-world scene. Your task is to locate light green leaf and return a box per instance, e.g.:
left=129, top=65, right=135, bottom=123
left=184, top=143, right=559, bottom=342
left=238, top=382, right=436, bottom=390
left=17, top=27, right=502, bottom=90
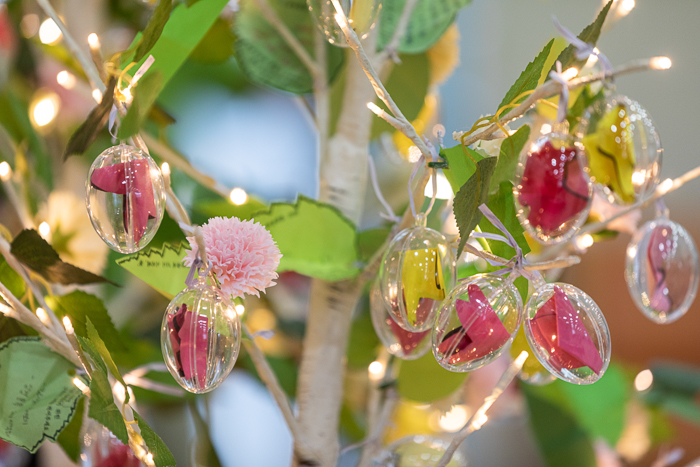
left=190, top=17, right=235, bottom=64
left=397, top=352, right=468, bottom=403
left=478, top=181, right=530, bottom=260
left=488, top=124, right=530, bottom=193
left=253, top=196, right=361, bottom=281
left=378, top=0, right=471, bottom=54
left=134, top=0, right=173, bottom=62
left=118, top=70, right=163, bottom=139
left=46, top=291, right=126, bottom=354
left=0, top=256, right=26, bottom=300
left=85, top=318, right=127, bottom=394
left=77, top=336, right=129, bottom=444
left=0, top=337, right=82, bottom=453
left=133, top=411, right=176, bottom=467
left=453, top=155, right=498, bottom=258
left=194, top=198, right=268, bottom=221
left=441, top=144, right=484, bottom=193
left=235, top=0, right=344, bottom=94
left=56, top=397, right=84, bottom=462
left=370, top=53, right=430, bottom=139
left=116, top=243, right=190, bottom=299
left=549, top=1, right=613, bottom=74
left=498, top=39, right=554, bottom=112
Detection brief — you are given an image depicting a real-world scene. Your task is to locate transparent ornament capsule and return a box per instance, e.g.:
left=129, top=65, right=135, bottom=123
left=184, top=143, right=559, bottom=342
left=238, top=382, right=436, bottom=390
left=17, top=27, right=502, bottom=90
left=372, top=435, right=467, bottom=467
left=370, top=281, right=431, bottom=360
left=81, top=421, right=143, bottom=467
left=579, top=94, right=662, bottom=205
left=432, top=274, right=522, bottom=373
left=377, top=215, right=456, bottom=332
left=626, top=217, right=699, bottom=324
left=514, top=131, right=592, bottom=244
left=510, top=327, right=556, bottom=385
left=523, top=283, right=611, bottom=385
left=86, top=144, right=166, bottom=254
left=161, top=280, right=241, bottom=394
left=307, top=0, right=381, bottom=46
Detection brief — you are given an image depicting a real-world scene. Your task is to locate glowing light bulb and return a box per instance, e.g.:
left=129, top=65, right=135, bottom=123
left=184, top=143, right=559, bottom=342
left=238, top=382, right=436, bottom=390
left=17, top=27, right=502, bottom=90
left=160, top=162, right=170, bottom=177
left=650, top=56, right=672, bottom=70
left=36, top=308, right=51, bottom=326
left=472, top=412, right=488, bottom=430
left=540, top=123, right=552, bottom=135
left=407, top=146, right=422, bottom=163
left=39, top=18, right=62, bottom=45
left=562, top=67, right=579, bottom=80
left=634, top=369, right=653, bottom=392
left=87, top=33, right=100, bottom=49
left=113, top=382, right=127, bottom=403
left=619, top=0, right=635, bottom=15
left=437, top=405, right=469, bottom=432
left=574, top=234, right=594, bottom=250
left=230, top=187, right=248, bottom=205
left=62, top=316, right=74, bottom=334
left=424, top=172, right=453, bottom=199
left=38, top=222, right=51, bottom=239
left=30, top=92, right=60, bottom=128
left=235, top=304, right=245, bottom=316
left=0, top=162, right=11, bottom=181
left=659, top=178, right=674, bottom=194
left=368, top=360, right=385, bottom=380
left=73, top=378, right=90, bottom=394
left=92, top=89, right=103, bottom=103
left=56, top=70, right=76, bottom=89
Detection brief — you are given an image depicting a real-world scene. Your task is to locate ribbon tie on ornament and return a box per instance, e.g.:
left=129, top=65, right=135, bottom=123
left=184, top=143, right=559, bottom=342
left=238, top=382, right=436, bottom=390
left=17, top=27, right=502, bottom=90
left=552, top=15, right=613, bottom=75
left=108, top=55, right=156, bottom=139
left=407, top=137, right=440, bottom=219
left=548, top=61, right=571, bottom=124
left=184, top=257, right=214, bottom=288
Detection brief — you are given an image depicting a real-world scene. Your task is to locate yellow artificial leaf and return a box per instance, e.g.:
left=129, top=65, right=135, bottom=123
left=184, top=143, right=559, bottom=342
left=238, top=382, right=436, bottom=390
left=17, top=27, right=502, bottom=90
left=427, top=24, right=460, bottom=86
left=402, top=247, right=446, bottom=326
left=393, top=93, right=437, bottom=157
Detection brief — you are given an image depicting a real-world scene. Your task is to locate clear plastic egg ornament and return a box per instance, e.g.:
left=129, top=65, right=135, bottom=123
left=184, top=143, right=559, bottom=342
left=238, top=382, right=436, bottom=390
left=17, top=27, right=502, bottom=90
left=372, top=435, right=467, bottom=467
left=307, top=0, right=381, bottom=46
left=161, top=280, right=241, bottom=394
left=81, top=420, right=143, bottom=467
left=523, top=283, right=611, bottom=385
left=433, top=274, right=522, bottom=373
left=370, top=281, right=431, bottom=360
left=378, top=215, right=456, bottom=332
left=510, top=327, right=556, bottom=386
left=626, top=217, right=699, bottom=324
left=579, top=94, right=662, bottom=205
left=514, top=131, right=592, bottom=245
left=86, top=144, right=166, bottom=253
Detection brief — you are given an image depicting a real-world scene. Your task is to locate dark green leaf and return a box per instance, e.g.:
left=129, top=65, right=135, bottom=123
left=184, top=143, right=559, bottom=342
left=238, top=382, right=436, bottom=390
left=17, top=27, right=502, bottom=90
left=498, top=40, right=554, bottom=112
left=190, top=17, right=235, bottom=63
left=63, top=77, right=117, bottom=160
left=650, top=362, right=700, bottom=395
left=10, top=230, right=113, bottom=286
left=371, top=53, right=430, bottom=139
left=522, top=383, right=596, bottom=467
left=85, top=318, right=127, bottom=393
left=235, top=0, right=344, bottom=94
left=56, top=397, right=85, bottom=462
left=133, top=411, right=177, bottom=467
left=549, top=1, right=613, bottom=74
left=134, top=0, right=173, bottom=62
left=0, top=337, right=83, bottom=453
left=478, top=181, right=530, bottom=260
left=0, top=256, right=26, bottom=299
left=78, top=336, right=129, bottom=444
left=567, top=85, right=605, bottom=130
left=117, top=70, right=163, bottom=139
left=488, top=125, right=530, bottom=192
left=46, top=291, right=126, bottom=354
left=397, top=351, right=468, bottom=403
left=453, top=155, right=498, bottom=258
left=378, top=0, right=471, bottom=54
left=0, top=316, right=26, bottom=344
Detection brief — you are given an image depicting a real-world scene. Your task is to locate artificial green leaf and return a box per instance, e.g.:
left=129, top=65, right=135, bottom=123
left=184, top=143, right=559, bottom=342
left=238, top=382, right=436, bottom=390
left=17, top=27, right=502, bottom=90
left=235, top=0, right=344, bottom=93
left=441, top=144, right=484, bottom=193
left=378, top=0, right=471, bottom=54
left=559, top=364, right=629, bottom=445
left=358, top=227, right=391, bottom=263
left=453, top=155, right=498, bottom=258
left=77, top=336, right=129, bottom=444
left=397, top=351, right=468, bottom=403
left=63, top=77, right=117, bottom=160
left=0, top=256, right=26, bottom=299
left=120, top=0, right=230, bottom=137
left=190, top=17, right=235, bottom=63
left=498, top=40, right=554, bottom=112
left=56, top=397, right=85, bottom=462
left=549, top=1, right=613, bottom=74
left=116, top=243, right=190, bottom=299
left=522, top=383, right=596, bottom=467
left=194, top=198, right=268, bottom=221
left=134, top=0, right=173, bottom=62
left=253, top=196, right=361, bottom=281
left=0, top=337, right=83, bottom=452
left=133, top=411, right=177, bottom=467
left=117, top=70, right=163, bottom=139
left=370, top=53, right=430, bottom=139
left=10, top=229, right=112, bottom=286
left=567, top=84, right=605, bottom=129
left=478, top=181, right=530, bottom=260
left=46, top=291, right=126, bottom=354
left=488, top=125, right=530, bottom=192
left=86, top=318, right=127, bottom=393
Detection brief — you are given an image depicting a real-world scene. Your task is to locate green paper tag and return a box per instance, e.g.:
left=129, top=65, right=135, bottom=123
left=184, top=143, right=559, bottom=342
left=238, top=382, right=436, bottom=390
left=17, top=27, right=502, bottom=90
left=117, top=243, right=189, bottom=299
left=0, top=337, right=82, bottom=453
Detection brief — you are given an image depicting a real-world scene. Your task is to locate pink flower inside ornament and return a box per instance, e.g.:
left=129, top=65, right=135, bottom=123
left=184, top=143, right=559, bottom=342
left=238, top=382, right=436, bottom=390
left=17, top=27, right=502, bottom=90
left=626, top=217, right=699, bottom=324
left=523, top=283, right=611, bottom=384
left=514, top=132, right=592, bottom=244
left=432, top=274, right=522, bottom=373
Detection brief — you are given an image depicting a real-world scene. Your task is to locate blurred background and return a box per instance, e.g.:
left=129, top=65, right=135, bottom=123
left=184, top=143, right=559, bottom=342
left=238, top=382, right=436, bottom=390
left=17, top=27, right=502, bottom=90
left=0, top=0, right=699, bottom=466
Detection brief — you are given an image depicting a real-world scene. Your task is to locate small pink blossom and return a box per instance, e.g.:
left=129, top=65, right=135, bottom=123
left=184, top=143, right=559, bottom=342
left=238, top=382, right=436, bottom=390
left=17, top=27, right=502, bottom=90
left=184, top=217, right=282, bottom=299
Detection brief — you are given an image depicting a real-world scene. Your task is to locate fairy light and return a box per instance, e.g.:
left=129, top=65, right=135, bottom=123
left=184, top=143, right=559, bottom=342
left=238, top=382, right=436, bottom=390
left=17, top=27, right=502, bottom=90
left=634, top=369, right=653, bottom=392
left=0, top=162, right=11, bottom=181
left=92, top=89, right=103, bottom=103
left=113, top=382, right=127, bottom=403
left=39, top=18, right=62, bottom=45
left=408, top=146, right=422, bottom=163
left=87, top=33, right=100, bottom=50
left=585, top=48, right=600, bottom=68
left=619, top=0, right=635, bottom=15
left=160, top=162, right=170, bottom=177
left=73, top=378, right=90, bottom=395
left=436, top=405, right=469, bottom=432
left=659, top=178, right=674, bottom=194
left=56, top=70, right=76, bottom=89
left=472, top=413, right=489, bottom=430
left=540, top=123, right=552, bottom=135
left=424, top=172, right=453, bottom=199
left=368, top=360, right=385, bottom=381
left=230, top=188, right=248, bottom=205
left=30, top=92, right=60, bottom=128
left=36, top=308, right=51, bottom=326
left=562, top=67, right=579, bottom=80
left=38, top=221, right=51, bottom=240
left=631, top=170, right=646, bottom=186
left=235, top=304, right=246, bottom=316
left=650, top=56, right=672, bottom=70
left=574, top=234, right=594, bottom=250
left=62, top=316, right=74, bottom=334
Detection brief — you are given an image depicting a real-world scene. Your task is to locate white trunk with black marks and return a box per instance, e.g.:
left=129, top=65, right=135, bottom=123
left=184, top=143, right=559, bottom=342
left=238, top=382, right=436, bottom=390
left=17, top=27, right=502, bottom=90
left=293, top=40, right=378, bottom=467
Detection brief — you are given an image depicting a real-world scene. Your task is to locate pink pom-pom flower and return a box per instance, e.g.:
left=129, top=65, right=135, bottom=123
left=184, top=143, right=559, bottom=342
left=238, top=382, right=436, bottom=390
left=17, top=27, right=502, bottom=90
left=184, top=217, right=282, bottom=299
